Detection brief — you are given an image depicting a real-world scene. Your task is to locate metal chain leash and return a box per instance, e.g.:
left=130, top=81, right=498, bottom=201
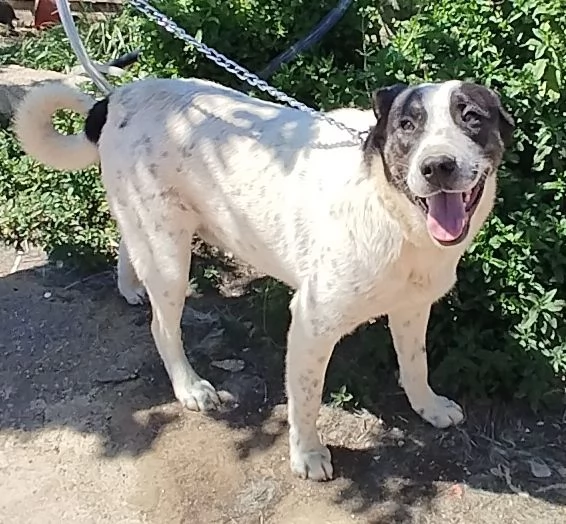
left=128, top=0, right=369, bottom=143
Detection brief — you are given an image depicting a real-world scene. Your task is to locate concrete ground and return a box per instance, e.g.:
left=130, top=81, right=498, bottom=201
left=0, top=243, right=565, bottom=523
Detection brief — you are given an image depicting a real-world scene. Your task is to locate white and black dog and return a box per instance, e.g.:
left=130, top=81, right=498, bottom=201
left=15, top=77, right=513, bottom=480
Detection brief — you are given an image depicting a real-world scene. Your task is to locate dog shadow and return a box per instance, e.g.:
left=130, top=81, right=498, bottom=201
left=1, top=252, right=564, bottom=522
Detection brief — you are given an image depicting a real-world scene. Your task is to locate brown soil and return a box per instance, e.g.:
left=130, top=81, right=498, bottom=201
left=1, top=244, right=565, bottom=523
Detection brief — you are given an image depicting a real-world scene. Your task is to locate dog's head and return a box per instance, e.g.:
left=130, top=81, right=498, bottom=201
left=365, top=80, right=514, bottom=247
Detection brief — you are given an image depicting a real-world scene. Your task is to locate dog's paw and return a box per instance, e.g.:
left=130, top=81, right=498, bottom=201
left=290, top=444, right=333, bottom=481
left=176, top=379, right=221, bottom=412
left=118, top=281, right=146, bottom=306
left=414, top=394, right=464, bottom=428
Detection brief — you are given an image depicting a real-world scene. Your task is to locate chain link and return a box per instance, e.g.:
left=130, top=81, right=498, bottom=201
left=128, top=0, right=368, bottom=143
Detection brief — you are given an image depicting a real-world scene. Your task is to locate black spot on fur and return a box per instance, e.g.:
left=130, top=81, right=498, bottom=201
left=85, top=97, right=109, bottom=144
left=365, top=83, right=409, bottom=154
left=449, top=83, right=515, bottom=153
left=364, top=85, right=428, bottom=199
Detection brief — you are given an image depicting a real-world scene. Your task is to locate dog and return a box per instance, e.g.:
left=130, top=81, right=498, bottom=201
left=0, top=0, right=18, bottom=32
left=14, top=77, right=514, bottom=481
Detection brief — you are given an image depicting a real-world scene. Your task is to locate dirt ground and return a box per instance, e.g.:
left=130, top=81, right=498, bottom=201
left=0, top=243, right=565, bottom=524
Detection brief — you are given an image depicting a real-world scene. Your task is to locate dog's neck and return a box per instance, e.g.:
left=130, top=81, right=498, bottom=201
left=364, top=154, right=431, bottom=246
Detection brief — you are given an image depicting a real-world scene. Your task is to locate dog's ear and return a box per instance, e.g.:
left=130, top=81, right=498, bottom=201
left=491, top=90, right=515, bottom=148
left=371, top=84, right=407, bottom=121
left=371, top=84, right=407, bottom=140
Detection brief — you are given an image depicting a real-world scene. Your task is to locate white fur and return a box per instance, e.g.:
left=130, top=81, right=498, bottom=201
left=14, top=78, right=498, bottom=481
left=13, top=83, right=99, bottom=171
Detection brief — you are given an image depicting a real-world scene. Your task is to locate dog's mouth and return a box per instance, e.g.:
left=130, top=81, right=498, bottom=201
left=416, top=176, right=486, bottom=247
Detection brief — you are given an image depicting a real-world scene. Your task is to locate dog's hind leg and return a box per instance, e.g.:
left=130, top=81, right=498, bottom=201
left=114, top=204, right=221, bottom=412
left=117, top=239, right=146, bottom=305
left=147, top=264, right=220, bottom=412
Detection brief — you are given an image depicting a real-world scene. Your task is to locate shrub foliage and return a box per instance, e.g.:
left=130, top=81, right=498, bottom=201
left=0, top=0, right=564, bottom=405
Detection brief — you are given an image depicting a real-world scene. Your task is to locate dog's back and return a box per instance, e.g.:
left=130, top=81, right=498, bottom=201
left=95, top=78, right=377, bottom=286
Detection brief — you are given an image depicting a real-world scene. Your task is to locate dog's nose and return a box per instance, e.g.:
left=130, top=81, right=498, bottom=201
left=420, top=155, right=458, bottom=183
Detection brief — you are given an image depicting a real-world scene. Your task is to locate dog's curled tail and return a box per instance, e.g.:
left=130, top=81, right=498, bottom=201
left=14, top=83, right=99, bottom=171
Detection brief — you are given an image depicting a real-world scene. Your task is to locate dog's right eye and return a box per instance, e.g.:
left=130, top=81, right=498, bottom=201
left=400, top=119, right=415, bottom=131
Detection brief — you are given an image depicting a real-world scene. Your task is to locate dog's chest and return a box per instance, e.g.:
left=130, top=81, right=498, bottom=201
left=405, top=266, right=451, bottom=300
left=389, top=249, right=459, bottom=307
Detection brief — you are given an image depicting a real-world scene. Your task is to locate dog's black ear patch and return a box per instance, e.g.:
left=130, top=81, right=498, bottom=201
left=492, top=91, right=515, bottom=148
left=371, top=84, right=408, bottom=125
left=364, top=83, right=407, bottom=156
left=371, top=83, right=408, bottom=144
left=371, top=84, right=408, bottom=122
left=84, top=97, right=109, bottom=144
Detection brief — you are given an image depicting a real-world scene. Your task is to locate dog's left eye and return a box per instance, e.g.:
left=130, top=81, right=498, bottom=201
left=462, top=108, right=482, bottom=124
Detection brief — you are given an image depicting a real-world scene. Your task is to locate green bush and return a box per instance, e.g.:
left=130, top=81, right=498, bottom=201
left=1, top=0, right=565, bottom=405
left=380, top=0, right=566, bottom=407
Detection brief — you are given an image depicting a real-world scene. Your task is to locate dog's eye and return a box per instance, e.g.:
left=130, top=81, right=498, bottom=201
left=400, top=119, right=415, bottom=131
left=462, top=108, right=482, bottom=124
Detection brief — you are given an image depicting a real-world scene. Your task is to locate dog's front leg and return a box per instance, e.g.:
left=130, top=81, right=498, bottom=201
left=286, top=288, right=342, bottom=482
left=388, top=304, right=464, bottom=428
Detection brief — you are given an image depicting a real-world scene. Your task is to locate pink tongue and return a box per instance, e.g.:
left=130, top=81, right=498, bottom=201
left=426, top=192, right=466, bottom=242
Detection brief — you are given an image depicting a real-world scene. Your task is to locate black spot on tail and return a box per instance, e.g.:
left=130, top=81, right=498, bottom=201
left=84, top=97, right=109, bottom=144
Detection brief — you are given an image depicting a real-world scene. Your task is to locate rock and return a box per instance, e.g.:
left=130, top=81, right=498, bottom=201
left=528, top=458, right=552, bottom=478
left=211, top=359, right=246, bottom=373
left=0, top=65, right=88, bottom=128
